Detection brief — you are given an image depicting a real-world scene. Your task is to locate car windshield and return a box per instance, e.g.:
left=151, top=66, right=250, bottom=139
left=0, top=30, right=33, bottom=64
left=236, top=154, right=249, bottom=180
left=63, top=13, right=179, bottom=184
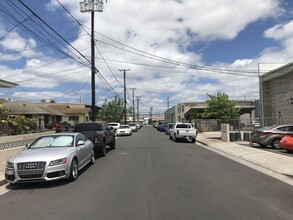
left=30, top=135, right=74, bottom=149
left=119, top=125, right=130, bottom=129
left=258, top=126, right=275, bottom=131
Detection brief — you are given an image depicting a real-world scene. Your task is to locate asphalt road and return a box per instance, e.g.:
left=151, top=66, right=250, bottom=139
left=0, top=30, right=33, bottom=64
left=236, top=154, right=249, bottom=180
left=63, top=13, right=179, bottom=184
left=0, top=126, right=292, bottom=220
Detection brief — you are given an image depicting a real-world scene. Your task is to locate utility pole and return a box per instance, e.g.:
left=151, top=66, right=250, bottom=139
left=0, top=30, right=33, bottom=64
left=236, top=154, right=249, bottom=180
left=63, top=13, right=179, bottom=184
left=150, top=106, right=153, bottom=124
left=90, top=10, right=96, bottom=121
left=119, top=69, right=130, bottom=123
left=80, top=0, right=105, bottom=121
left=136, top=96, right=141, bottom=122
left=130, top=88, right=136, bottom=122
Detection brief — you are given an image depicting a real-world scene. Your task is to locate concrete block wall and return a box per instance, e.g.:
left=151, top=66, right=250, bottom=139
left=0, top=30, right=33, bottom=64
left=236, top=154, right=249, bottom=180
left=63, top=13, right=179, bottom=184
left=0, top=131, right=55, bottom=172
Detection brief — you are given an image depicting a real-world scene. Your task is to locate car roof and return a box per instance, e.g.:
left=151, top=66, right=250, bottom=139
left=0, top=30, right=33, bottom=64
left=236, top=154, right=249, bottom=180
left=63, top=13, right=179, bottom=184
left=40, top=133, right=78, bottom=137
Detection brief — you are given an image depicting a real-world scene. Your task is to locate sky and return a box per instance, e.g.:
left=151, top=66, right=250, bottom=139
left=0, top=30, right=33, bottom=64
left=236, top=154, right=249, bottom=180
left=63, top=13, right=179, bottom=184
left=1, top=0, right=293, bottom=116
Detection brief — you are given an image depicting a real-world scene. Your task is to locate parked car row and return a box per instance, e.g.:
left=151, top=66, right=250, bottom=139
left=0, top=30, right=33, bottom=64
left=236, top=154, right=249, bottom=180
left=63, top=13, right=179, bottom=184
left=108, top=122, right=143, bottom=136
left=155, top=122, right=197, bottom=143
left=250, top=124, right=293, bottom=153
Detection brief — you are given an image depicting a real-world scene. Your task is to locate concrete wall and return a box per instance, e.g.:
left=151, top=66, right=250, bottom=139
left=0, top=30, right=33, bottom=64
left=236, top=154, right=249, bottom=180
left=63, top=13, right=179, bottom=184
left=221, top=124, right=251, bottom=142
left=0, top=131, right=55, bottom=172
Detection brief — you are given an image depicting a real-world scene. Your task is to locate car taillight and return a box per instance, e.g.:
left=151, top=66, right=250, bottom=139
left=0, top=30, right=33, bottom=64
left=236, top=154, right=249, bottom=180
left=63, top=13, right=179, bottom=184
left=93, top=132, right=100, bottom=141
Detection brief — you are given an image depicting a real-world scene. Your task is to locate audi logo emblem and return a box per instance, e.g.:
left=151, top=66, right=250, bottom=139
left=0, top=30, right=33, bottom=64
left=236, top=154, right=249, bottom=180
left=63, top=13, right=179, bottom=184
left=25, top=163, right=37, bottom=169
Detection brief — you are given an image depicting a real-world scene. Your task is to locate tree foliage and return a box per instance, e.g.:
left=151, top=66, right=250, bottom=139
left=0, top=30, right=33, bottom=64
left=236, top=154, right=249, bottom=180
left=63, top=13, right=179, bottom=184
left=0, top=108, right=37, bottom=135
left=202, top=92, right=240, bottom=123
left=15, top=115, right=37, bottom=132
left=0, top=107, right=9, bottom=120
left=99, top=97, right=126, bottom=122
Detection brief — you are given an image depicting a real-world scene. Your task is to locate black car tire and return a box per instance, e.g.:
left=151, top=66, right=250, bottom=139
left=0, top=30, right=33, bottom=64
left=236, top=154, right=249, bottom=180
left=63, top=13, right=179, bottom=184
left=174, top=134, right=178, bottom=142
left=99, top=142, right=106, bottom=157
left=110, top=138, right=116, bottom=150
left=192, top=138, right=196, bottom=143
left=69, top=158, right=78, bottom=181
left=285, top=149, right=293, bottom=153
left=259, top=144, right=267, bottom=148
left=271, top=139, right=281, bottom=149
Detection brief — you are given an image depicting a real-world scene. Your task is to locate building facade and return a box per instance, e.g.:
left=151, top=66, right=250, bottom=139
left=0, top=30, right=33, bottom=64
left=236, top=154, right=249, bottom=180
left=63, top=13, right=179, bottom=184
left=259, top=62, right=293, bottom=126
left=165, top=101, right=257, bottom=125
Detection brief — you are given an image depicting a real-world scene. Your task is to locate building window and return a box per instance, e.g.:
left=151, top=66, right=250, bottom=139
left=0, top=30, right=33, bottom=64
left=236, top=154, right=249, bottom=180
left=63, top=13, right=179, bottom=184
left=69, top=116, right=79, bottom=122
left=182, top=105, right=184, bottom=112
left=291, top=78, right=293, bottom=88
left=278, top=81, right=284, bottom=92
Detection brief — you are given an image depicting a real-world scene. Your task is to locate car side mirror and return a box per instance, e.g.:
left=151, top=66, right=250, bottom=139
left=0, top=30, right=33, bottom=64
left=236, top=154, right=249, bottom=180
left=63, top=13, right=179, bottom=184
left=24, top=143, right=30, bottom=150
left=77, top=140, right=85, bottom=146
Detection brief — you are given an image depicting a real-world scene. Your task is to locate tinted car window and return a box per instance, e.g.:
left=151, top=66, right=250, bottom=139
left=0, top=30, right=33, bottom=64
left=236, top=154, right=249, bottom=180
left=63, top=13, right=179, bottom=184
left=76, top=133, right=87, bottom=144
left=108, top=123, right=119, bottom=127
left=74, top=123, right=102, bottom=131
left=176, top=124, right=190, bottom=128
left=278, top=126, right=293, bottom=132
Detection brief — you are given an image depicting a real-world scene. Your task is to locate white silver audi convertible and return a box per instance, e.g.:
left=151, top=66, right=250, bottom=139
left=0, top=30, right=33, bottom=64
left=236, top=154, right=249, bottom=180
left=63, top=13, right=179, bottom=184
left=5, top=133, right=95, bottom=184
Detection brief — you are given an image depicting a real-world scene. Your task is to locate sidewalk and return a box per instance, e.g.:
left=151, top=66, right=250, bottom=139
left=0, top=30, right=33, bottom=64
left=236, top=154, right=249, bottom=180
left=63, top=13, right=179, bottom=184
left=196, top=132, right=293, bottom=186
left=0, top=132, right=292, bottom=187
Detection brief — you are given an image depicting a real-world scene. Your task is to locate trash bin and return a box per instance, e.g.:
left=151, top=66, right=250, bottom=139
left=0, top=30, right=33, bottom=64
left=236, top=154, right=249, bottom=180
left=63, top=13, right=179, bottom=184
left=236, top=132, right=241, bottom=141
left=230, top=132, right=237, bottom=142
left=243, top=132, right=250, bottom=141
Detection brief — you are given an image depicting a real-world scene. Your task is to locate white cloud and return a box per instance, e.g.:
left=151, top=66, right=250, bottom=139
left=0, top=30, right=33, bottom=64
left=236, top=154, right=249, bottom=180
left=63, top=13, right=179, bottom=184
left=13, top=91, right=63, bottom=100
left=264, top=21, right=293, bottom=40
left=0, top=0, right=290, bottom=115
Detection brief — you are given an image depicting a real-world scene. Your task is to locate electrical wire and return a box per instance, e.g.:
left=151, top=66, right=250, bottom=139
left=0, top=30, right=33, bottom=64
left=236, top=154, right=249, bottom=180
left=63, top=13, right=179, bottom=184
left=56, top=0, right=123, bottom=97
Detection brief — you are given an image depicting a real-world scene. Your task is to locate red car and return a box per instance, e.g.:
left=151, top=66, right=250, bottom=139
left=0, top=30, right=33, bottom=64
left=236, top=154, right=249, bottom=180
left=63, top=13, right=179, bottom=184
left=280, top=135, right=293, bottom=153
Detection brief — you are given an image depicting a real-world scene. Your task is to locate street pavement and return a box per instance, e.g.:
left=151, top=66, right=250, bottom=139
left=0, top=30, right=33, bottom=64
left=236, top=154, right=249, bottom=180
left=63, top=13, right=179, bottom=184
left=0, top=131, right=292, bottom=187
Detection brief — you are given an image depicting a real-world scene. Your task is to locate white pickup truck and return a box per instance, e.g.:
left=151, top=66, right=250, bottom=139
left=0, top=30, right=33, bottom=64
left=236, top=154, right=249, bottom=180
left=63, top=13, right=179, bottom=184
left=169, top=123, right=197, bottom=143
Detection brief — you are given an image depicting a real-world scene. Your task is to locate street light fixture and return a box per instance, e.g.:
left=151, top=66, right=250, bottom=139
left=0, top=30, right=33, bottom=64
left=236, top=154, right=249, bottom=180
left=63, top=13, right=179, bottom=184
left=80, top=0, right=104, bottom=12
left=79, top=0, right=105, bottom=121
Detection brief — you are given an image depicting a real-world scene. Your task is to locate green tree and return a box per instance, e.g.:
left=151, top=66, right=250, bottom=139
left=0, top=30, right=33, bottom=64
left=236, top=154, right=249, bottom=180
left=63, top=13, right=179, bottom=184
left=0, top=107, right=9, bottom=120
left=14, top=115, right=37, bottom=133
left=202, top=92, right=240, bottom=123
left=99, top=97, right=127, bottom=122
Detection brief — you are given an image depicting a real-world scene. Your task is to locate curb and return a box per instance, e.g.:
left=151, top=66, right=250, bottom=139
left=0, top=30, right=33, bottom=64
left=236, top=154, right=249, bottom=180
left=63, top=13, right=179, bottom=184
left=0, top=171, right=6, bottom=187
left=0, top=179, right=6, bottom=187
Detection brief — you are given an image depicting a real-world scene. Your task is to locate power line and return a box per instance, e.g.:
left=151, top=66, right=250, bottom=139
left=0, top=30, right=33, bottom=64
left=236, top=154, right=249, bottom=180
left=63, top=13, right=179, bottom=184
left=57, top=0, right=122, bottom=98
left=17, top=0, right=91, bottom=66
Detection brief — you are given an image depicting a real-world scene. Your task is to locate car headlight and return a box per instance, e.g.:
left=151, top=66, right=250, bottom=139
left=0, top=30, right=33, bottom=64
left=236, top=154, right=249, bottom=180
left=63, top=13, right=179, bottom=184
left=49, top=158, right=67, bottom=166
left=6, top=161, right=14, bottom=168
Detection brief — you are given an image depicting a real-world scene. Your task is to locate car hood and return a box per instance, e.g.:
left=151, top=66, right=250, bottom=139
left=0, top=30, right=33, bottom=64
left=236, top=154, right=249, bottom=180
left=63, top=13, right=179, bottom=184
left=9, top=147, right=74, bottom=163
